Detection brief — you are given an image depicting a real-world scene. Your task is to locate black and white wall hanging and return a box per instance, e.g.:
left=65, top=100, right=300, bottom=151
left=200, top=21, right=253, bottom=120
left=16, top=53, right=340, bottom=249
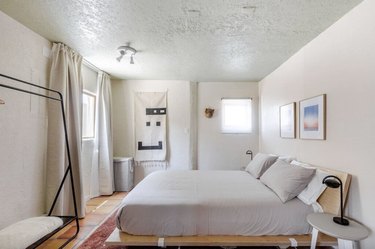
left=134, top=92, right=167, bottom=161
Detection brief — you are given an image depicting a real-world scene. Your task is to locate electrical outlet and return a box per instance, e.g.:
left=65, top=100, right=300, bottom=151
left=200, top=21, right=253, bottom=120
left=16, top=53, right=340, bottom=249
left=43, top=46, right=51, bottom=58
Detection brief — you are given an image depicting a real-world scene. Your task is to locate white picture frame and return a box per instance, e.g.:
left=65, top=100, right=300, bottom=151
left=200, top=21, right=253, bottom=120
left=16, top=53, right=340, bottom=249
left=280, top=102, right=296, bottom=138
left=299, top=94, right=326, bottom=140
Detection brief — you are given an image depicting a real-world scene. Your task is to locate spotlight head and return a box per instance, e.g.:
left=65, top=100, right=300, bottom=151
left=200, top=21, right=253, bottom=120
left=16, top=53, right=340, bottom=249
left=130, top=55, right=134, bottom=64
left=116, top=54, right=123, bottom=62
left=116, top=50, right=126, bottom=62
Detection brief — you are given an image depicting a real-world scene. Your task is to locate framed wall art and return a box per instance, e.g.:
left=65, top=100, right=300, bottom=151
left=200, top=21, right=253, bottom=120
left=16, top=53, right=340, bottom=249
left=280, top=102, right=296, bottom=138
left=299, top=94, right=326, bottom=140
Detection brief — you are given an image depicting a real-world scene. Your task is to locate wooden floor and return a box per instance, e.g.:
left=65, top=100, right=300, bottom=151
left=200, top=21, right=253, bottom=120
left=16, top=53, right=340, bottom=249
left=38, top=192, right=127, bottom=249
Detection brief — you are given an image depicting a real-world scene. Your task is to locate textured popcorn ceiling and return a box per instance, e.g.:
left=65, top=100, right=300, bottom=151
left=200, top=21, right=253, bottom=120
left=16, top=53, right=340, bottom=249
left=0, top=0, right=362, bottom=81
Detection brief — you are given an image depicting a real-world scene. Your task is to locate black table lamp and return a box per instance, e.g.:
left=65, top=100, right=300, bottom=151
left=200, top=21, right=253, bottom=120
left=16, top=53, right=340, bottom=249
left=322, top=175, right=349, bottom=226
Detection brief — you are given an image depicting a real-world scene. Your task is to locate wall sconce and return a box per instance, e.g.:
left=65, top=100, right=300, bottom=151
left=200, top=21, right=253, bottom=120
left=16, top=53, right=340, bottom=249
left=0, top=98, right=5, bottom=105
left=322, top=175, right=349, bottom=226
left=204, top=108, right=215, bottom=118
left=116, top=45, right=137, bottom=64
left=246, top=150, right=253, bottom=160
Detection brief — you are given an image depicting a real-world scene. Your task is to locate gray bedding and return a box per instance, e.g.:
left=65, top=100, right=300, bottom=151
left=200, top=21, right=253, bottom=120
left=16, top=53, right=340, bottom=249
left=116, top=170, right=314, bottom=236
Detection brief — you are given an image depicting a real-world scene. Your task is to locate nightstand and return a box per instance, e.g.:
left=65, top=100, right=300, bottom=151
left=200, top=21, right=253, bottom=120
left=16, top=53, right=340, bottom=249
left=307, top=213, right=369, bottom=249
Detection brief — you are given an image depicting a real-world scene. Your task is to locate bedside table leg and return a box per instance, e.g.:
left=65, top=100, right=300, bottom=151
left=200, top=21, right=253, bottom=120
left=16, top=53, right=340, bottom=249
left=310, top=228, right=318, bottom=249
left=338, top=239, right=356, bottom=249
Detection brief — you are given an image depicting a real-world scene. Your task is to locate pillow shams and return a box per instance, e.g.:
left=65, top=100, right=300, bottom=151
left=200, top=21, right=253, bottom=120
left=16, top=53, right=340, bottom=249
left=260, top=160, right=316, bottom=203
left=290, top=160, right=330, bottom=205
left=290, top=160, right=311, bottom=168
left=245, top=153, right=278, bottom=178
left=277, top=155, right=295, bottom=163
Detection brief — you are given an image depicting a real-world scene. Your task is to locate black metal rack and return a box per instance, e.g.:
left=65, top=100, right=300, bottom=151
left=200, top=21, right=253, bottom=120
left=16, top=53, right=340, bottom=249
left=0, top=73, right=79, bottom=248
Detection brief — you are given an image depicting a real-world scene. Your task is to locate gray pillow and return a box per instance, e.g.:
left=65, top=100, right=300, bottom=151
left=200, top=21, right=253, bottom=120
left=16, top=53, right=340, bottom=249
left=245, top=153, right=278, bottom=178
left=260, top=159, right=316, bottom=203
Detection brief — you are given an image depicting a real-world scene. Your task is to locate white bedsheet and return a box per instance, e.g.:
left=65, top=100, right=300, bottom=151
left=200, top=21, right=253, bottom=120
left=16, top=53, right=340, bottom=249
left=116, top=170, right=314, bottom=236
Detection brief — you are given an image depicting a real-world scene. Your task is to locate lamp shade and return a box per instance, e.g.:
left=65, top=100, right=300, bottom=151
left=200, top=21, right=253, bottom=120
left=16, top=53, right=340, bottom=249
left=323, top=178, right=340, bottom=188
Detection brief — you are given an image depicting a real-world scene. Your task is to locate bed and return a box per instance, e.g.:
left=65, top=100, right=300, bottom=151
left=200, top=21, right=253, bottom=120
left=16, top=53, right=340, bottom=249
left=107, top=162, right=351, bottom=248
left=116, top=170, right=315, bottom=236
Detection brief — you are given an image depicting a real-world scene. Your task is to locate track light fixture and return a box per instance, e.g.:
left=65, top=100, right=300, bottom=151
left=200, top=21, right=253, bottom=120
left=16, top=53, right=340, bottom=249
left=117, top=45, right=137, bottom=64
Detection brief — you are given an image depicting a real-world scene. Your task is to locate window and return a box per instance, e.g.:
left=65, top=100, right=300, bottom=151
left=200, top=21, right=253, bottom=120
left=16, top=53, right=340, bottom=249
left=82, top=91, right=96, bottom=139
left=221, top=98, right=252, bottom=133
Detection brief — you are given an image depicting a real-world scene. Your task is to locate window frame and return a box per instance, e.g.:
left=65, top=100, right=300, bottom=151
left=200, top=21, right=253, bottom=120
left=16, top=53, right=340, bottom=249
left=82, top=90, right=96, bottom=140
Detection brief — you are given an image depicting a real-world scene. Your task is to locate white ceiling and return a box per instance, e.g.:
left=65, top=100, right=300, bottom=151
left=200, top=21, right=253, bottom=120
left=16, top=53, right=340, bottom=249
left=0, top=0, right=361, bottom=81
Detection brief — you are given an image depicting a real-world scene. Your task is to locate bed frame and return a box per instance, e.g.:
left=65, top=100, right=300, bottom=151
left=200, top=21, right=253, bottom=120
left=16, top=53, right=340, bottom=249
left=105, top=166, right=351, bottom=248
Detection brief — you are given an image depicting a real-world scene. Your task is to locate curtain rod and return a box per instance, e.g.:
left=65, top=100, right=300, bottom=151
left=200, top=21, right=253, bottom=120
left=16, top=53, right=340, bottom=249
left=82, top=59, right=110, bottom=76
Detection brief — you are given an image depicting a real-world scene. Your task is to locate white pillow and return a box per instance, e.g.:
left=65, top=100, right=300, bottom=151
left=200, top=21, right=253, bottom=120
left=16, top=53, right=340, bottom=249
left=260, top=159, right=316, bottom=203
left=291, top=160, right=330, bottom=205
left=277, top=155, right=295, bottom=163
left=245, top=153, right=278, bottom=178
left=290, top=160, right=311, bottom=168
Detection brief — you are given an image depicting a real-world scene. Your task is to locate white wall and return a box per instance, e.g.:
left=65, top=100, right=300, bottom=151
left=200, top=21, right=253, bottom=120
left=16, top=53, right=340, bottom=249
left=197, top=82, right=259, bottom=170
left=112, top=80, right=191, bottom=183
left=259, top=1, right=375, bottom=247
left=0, top=11, right=51, bottom=229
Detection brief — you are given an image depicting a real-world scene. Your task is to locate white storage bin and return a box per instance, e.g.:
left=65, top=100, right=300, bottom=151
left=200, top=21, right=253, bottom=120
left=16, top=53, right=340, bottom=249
left=113, top=157, right=134, bottom=191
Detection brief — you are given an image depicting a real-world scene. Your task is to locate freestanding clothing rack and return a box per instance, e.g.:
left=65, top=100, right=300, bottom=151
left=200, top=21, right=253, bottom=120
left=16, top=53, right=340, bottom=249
left=0, top=73, right=79, bottom=248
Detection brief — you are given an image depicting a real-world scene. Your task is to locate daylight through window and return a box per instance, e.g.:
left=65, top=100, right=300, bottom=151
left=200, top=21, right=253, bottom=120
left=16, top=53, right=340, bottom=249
left=221, top=98, right=252, bottom=133
left=82, top=91, right=96, bottom=138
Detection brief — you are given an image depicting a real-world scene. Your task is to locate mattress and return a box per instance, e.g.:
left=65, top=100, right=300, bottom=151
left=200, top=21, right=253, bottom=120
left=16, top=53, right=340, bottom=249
left=116, top=170, right=314, bottom=236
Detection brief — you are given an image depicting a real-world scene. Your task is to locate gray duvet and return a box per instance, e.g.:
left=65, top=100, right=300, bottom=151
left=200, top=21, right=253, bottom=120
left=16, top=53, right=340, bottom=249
left=116, top=170, right=314, bottom=236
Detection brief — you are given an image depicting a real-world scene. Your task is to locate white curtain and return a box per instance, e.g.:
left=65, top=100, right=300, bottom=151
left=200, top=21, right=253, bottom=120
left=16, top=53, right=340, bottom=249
left=46, top=43, right=85, bottom=218
left=90, top=72, right=114, bottom=197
